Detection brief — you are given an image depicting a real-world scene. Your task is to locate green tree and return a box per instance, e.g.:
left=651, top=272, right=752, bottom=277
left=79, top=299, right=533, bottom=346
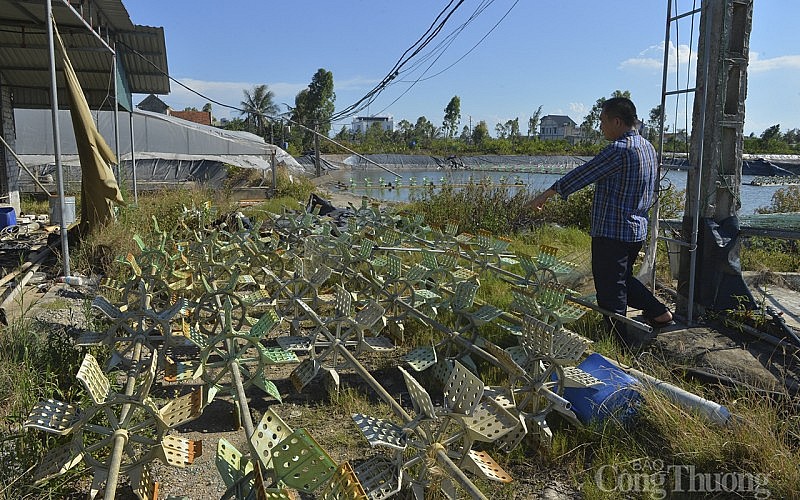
left=202, top=102, right=212, bottom=113
left=443, top=96, right=461, bottom=139
left=471, top=120, right=489, bottom=144
left=646, top=104, right=664, bottom=143
left=459, top=125, right=471, bottom=143
left=527, top=105, right=543, bottom=138
left=494, top=122, right=508, bottom=139
left=413, top=116, right=439, bottom=146
left=291, top=68, right=336, bottom=150
left=240, top=84, right=278, bottom=137
left=760, top=124, right=782, bottom=142
left=506, top=118, right=521, bottom=141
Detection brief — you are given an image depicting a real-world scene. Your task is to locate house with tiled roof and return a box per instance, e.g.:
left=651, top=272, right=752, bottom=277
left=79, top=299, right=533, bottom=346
left=169, top=109, right=212, bottom=126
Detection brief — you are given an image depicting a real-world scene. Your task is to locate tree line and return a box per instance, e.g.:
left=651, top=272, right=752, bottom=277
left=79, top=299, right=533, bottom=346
left=206, top=73, right=799, bottom=157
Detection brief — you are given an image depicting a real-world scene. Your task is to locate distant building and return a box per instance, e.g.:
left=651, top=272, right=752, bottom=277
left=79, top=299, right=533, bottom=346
left=539, top=115, right=582, bottom=144
left=137, top=94, right=170, bottom=114
left=351, top=116, right=394, bottom=134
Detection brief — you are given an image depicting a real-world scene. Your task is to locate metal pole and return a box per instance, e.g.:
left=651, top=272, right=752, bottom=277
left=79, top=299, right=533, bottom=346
left=271, top=150, right=277, bottom=198
left=0, top=135, right=52, bottom=196
left=54, top=0, right=115, bottom=53
left=130, top=111, right=138, bottom=204
left=646, top=0, right=674, bottom=290
left=336, top=346, right=411, bottom=422
left=104, top=338, right=144, bottom=500
left=112, top=42, right=121, bottom=183
left=46, top=0, right=71, bottom=278
left=435, top=449, right=488, bottom=500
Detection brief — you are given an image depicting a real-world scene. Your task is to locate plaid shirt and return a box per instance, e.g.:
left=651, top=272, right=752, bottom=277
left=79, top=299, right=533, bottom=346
left=551, top=130, right=657, bottom=242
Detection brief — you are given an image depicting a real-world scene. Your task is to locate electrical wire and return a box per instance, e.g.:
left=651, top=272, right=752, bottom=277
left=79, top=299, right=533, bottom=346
left=371, top=0, right=519, bottom=118
left=330, top=0, right=468, bottom=121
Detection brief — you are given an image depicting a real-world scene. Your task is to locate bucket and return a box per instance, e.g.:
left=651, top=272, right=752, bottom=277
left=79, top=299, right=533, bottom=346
left=49, top=196, right=76, bottom=226
left=666, top=239, right=681, bottom=280
left=0, top=206, right=16, bottom=229
left=563, top=353, right=643, bottom=424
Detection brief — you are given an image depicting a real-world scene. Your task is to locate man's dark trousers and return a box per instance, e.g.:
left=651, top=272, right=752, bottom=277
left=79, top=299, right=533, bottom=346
left=591, top=237, right=668, bottom=336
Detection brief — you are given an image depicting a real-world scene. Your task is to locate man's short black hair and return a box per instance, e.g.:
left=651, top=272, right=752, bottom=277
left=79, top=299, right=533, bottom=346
left=602, top=97, right=638, bottom=127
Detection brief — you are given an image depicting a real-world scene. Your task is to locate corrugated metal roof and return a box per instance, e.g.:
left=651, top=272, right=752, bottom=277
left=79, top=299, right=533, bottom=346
left=0, top=0, right=169, bottom=109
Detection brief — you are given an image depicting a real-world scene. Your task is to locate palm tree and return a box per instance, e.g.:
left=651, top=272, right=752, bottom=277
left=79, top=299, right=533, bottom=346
left=240, top=84, right=278, bottom=137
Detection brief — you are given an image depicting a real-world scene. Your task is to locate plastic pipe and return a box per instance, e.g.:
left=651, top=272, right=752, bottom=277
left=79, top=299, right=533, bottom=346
left=604, top=355, right=732, bottom=426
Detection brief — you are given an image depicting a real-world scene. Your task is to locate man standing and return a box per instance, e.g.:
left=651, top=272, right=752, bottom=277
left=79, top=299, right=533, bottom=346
left=529, top=97, right=673, bottom=341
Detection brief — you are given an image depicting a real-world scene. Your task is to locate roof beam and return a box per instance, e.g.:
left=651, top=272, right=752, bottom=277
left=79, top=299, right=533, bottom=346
left=4, top=0, right=43, bottom=25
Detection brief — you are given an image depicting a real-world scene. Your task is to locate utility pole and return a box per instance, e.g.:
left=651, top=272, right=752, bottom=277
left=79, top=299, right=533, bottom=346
left=678, top=0, right=754, bottom=316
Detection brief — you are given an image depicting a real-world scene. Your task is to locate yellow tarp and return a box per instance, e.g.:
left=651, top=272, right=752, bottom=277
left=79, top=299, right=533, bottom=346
left=54, top=20, right=125, bottom=233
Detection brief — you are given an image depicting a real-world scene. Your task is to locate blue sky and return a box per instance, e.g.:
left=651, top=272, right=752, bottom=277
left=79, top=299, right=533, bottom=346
left=126, top=1, right=800, bottom=137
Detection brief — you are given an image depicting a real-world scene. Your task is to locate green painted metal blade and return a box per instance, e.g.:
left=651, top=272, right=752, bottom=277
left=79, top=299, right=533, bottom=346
left=252, top=374, right=283, bottom=403
left=429, top=358, right=454, bottom=386
left=290, top=358, right=320, bottom=392
left=249, top=309, right=281, bottom=339
left=250, top=408, right=294, bottom=471
left=272, top=428, right=337, bottom=493
left=262, top=346, right=299, bottom=364
left=216, top=437, right=253, bottom=489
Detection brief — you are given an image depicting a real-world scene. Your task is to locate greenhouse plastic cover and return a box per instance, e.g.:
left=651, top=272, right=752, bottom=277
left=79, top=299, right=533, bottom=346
left=14, top=108, right=305, bottom=175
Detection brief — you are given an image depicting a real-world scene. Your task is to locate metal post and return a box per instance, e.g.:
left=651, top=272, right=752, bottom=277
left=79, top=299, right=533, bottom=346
left=271, top=150, right=277, bottom=198
left=645, top=0, right=675, bottom=290
left=130, top=111, right=138, bottom=204
left=112, top=42, right=121, bottom=183
left=46, top=0, right=71, bottom=278
left=435, top=449, right=488, bottom=500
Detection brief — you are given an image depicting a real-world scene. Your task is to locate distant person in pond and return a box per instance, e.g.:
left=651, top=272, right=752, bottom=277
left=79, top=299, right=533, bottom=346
left=527, top=97, right=673, bottom=342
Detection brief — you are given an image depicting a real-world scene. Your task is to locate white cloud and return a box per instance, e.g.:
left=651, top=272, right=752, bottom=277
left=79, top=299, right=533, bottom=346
left=619, top=41, right=696, bottom=74
left=335, top=76, right=381, bottom=91
left=749, top=51, right=800, bottom=72
left=569, top=102, right=588, bottom=115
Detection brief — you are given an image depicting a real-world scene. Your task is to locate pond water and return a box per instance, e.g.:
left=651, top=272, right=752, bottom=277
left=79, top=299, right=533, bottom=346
left=341, top=168, right=782, bottom=216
